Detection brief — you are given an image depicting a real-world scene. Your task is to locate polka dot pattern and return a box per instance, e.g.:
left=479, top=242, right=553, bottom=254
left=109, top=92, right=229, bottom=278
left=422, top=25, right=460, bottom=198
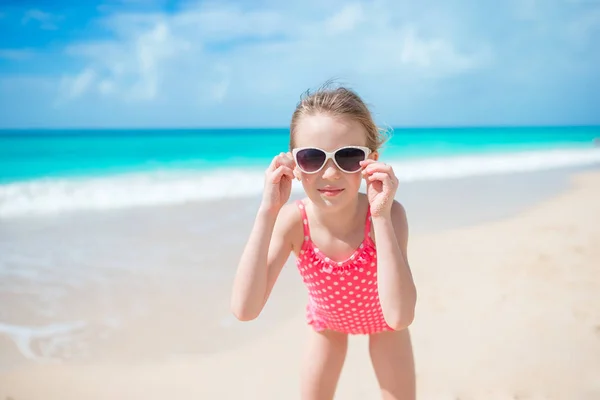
left=295, top=200, right=394, bottom=335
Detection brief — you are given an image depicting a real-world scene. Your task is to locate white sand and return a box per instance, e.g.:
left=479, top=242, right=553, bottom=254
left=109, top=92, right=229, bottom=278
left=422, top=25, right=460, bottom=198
left=1, top=170, right=599, bottom=399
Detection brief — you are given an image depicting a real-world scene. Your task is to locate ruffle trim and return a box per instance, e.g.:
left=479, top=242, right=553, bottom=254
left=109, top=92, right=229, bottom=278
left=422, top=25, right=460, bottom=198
left=306, top=305, right=327, bottom=332
left=300, top=239, right=376, bottom=276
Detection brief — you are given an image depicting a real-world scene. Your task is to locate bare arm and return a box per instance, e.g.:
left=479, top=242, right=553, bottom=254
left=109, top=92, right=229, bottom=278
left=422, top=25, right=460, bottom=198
left=372, top=200, right=417, bottom=330
left=230, top=203, right=297, bottom=321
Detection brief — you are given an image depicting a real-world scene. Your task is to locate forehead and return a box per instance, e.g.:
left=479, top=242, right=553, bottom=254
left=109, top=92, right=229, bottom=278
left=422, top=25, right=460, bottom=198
left=293, top=113, right=367, bottom=151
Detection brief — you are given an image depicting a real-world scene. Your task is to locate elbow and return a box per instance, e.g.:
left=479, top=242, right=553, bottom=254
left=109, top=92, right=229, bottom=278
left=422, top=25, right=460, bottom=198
left=230, top=286, right=269, bottom=322
left=230, top=299, right=261, bottom=322
left=232, top=311, right=257, bottom=322
left=384, top=294, right=417, bottom=331
left=231, top=308, right=259, bottom=322
left=386, top=309, right=415, bottom=331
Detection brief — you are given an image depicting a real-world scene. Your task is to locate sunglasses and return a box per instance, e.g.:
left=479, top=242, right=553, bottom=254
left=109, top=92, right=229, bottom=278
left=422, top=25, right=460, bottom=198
left=292, top=146, right=372, bottom=174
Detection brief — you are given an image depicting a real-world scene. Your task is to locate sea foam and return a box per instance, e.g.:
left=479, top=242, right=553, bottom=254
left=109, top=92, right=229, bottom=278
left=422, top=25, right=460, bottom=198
left=1, top=147, right=599, bottom=218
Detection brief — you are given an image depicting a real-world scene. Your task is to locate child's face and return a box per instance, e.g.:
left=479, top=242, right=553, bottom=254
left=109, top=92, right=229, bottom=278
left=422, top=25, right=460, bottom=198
left=292, top=113, right=377, bottom=210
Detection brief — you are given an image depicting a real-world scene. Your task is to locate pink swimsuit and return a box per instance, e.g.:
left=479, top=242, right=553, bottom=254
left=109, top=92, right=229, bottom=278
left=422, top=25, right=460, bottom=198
left=295, top=200, right=394, bottom=335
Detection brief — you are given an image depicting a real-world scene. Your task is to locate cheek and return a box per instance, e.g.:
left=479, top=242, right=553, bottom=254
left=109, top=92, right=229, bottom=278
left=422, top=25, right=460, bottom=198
left=300, top=173, right=318, bottom=188
left=347, top=174, right=364, bottom=189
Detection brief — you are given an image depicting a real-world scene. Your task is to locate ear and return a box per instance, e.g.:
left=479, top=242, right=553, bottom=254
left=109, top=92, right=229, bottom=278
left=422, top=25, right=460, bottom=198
left=370, top=151, right=379, bottom=161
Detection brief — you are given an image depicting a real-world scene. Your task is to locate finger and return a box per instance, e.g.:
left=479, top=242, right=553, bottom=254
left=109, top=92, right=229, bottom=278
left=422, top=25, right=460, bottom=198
left=282, top=152, right=296, bottom=169
left=361, top=159, right=379, bottom=176
left=362, top=163, right=391, bottom=179
left=268, top=153, right=283, bottom=172
left=364, top=162, right=393, bottom=174
left=368, top=173, right=399, bottom=191
left=271, top=165, right=294, bottom=183
left=367, top=172, right=394, bottom=186
left=275, top=165, right=294, bottom=178
left=359, top=159, right=377, bottom=169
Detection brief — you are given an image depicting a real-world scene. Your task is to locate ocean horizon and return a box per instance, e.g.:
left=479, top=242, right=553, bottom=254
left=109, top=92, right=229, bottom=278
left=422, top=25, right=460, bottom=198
left=1, top=125, right=600, bottom=219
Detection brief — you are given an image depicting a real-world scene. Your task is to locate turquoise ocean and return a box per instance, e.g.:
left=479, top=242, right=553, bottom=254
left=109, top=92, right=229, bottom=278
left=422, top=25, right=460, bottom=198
left=1, top=126, right=600, bottom=219
left=0, top=127, right=600, bottom=218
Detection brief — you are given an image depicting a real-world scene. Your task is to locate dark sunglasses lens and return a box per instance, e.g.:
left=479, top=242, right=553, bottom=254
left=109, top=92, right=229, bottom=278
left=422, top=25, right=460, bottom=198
left=296, top=148, right=326, bottom=172
left=335, top=148, right=366, bottom=172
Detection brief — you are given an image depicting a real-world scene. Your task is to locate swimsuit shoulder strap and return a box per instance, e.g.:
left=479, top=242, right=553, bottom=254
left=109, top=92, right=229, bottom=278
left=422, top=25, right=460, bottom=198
left=295, top=200, right=310, bottom=239
left=364, top=206, right=372, bottom=241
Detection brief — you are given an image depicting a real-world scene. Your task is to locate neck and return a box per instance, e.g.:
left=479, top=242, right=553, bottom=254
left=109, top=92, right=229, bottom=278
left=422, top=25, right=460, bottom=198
left=308, top=196, right=364, bottom=237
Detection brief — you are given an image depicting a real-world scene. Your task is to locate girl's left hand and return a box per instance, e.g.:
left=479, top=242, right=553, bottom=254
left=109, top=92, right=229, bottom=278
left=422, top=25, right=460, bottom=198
left=360, top=159, right=399, bottom=218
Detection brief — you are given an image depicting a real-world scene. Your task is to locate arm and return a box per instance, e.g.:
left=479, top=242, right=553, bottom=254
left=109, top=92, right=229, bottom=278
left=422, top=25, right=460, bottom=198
left=371, top=200, right=417, bottom=331
left=230, top=203, right=296, bottom=321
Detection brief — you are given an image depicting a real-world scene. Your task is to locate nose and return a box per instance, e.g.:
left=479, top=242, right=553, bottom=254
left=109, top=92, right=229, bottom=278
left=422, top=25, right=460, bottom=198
left=321, top=159, right=340, bottom=180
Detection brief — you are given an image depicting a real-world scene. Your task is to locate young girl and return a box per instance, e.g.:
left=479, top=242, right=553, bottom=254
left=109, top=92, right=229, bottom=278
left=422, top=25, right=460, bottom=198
left=231, top=84, right=417, bottom=400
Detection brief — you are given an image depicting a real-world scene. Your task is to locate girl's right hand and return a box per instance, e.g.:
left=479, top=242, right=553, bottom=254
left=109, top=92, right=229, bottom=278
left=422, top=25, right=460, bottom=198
left=261, top=152, right=295, bottom=214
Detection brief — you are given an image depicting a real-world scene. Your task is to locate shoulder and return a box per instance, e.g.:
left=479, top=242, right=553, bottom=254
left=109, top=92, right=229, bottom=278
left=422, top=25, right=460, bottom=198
left=275, top=201, right=303, bottom=230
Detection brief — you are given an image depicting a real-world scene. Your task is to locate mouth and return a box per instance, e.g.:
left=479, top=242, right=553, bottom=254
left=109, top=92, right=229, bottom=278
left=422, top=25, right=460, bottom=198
left=317, top=188, right=344, bottom=197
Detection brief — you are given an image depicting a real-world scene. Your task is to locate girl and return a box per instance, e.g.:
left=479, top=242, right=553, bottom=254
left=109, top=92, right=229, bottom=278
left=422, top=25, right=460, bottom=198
left=231, top=84, right=417, bottom=400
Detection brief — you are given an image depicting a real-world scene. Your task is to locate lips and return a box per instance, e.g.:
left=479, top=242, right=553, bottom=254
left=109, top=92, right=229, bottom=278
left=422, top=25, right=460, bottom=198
left=317, top=187, right=344, bottom=197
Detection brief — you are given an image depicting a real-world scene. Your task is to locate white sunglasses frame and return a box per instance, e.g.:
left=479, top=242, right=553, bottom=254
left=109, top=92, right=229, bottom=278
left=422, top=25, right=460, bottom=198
left=292, top=146, right=372, bottom=174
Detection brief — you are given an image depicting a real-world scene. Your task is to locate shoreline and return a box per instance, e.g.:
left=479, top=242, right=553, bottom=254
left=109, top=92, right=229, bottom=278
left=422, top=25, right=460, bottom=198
left=0, top=167, right=599, bottom=398
left=2, top=144, right=600, bottom=220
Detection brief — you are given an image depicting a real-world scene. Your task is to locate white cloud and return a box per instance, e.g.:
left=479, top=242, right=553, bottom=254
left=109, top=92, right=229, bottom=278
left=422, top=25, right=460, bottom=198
left=400, top=27, right=489, bottom=72
left=61, top=68, right=96, bottom=98
left=210, top=79, right=230, bottom=103
left=568, top=7, right=600, bottom=45
left=2, top=0, right=598, bottom=128
left=0, top=49, right=35, bottom=61
left=22, top=9, right=62, bottom=30
left=63, top=20, right=190, bottom=101
left=171, top=4, right=286, bottom=40
left=59, top=0, right=492, bottom=108
left=98, top=79, right=118, bottom=96
left=325, top=3, right=364, bottom=35
left=514, top=0, right=538, bottom=20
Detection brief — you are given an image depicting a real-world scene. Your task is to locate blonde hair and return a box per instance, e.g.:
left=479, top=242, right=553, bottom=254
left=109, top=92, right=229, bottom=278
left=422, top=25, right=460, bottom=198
left=289, top=81, right=391, bottom=152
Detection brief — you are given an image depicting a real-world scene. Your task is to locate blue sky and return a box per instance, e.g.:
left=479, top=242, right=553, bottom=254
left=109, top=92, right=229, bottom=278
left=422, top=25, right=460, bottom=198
left=0, top=0, right=599, bottom=128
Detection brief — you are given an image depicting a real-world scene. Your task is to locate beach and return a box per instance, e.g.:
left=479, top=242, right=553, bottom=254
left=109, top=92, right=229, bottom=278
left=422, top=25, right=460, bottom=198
left=0, top=165, right=599, bottom=399
left=1, top=0, right=599, bottom=392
